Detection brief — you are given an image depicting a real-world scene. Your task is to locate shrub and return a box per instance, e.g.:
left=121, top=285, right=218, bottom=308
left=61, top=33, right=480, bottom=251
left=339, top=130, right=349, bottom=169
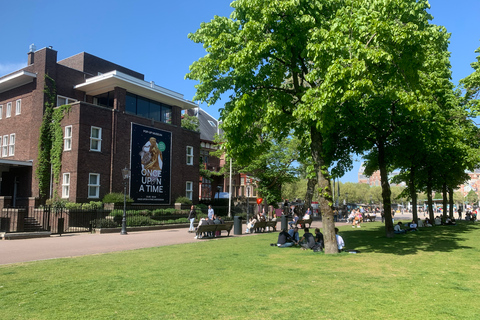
left=175, top=196, right=192, bottom=205
left=127, top=216, right=156, bottom=227
left=82, top=201, right=102, bottom=210
left=65, top=202, right=83, bottom=210
left=102, top=192, right=134, bottom=204
left=94, top=218, right=119, bottom=228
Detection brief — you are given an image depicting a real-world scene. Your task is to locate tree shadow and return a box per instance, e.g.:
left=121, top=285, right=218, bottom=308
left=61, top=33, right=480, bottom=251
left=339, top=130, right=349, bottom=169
left=341, top=221, right=480, bottom=255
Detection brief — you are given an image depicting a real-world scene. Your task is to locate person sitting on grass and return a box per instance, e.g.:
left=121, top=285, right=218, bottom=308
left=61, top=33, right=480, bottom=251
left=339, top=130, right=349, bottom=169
left=394, top=222, right=407, bottom=234
left=314, top=228, right=324, bottom=250
left=299, top=228, right=316, bottom=250
left=445, top=217, right=456, bottom=225
left=271, top=229, right=296, bottom=247
left=335, top=228, right=345, bottom=252
left=424, top=217, right=433, bottom=227
left=408, top=220, right=418, bottom=232
left=288, top=227, right=300, bottom=244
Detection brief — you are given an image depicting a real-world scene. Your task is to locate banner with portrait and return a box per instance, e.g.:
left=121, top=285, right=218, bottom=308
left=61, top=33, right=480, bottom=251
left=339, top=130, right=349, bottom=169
left=130, top=123, right=171, bottom=204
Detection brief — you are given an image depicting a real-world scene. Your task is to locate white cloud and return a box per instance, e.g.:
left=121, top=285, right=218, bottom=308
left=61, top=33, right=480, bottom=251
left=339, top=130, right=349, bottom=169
left=0, top=62, right=27, bottom=76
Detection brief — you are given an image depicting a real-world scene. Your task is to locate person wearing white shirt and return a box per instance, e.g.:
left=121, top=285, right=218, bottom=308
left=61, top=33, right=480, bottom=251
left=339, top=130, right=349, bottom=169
left=335, top=228, right=345, bottom=252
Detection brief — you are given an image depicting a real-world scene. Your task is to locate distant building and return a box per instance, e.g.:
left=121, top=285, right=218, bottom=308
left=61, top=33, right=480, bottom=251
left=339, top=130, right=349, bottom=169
left=358, top=164, right=405, bottom=187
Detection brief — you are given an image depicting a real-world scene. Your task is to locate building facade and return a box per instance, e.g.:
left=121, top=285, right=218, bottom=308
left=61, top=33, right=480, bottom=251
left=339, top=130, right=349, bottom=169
left=0, top=46, right=199, bottom=207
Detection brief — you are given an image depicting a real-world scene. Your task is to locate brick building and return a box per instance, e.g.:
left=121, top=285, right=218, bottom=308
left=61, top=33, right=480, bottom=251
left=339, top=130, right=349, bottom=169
left=0, top=46, right=199, bottom=207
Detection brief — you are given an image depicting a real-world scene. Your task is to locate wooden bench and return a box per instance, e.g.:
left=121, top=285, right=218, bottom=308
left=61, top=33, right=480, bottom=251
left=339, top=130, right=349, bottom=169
left=295, top=218, right=313, bottom=228
left=195, top=223, right=233, bottom=238
left=252, top=220, right=278, bottom=233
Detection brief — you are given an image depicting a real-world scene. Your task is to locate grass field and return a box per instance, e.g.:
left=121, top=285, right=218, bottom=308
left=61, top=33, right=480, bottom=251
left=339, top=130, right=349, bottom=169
left=1, top=221, right=480, bottom=319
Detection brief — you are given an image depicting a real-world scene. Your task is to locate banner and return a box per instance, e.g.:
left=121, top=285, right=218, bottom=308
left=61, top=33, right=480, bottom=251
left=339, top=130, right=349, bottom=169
left=130, top=123, right=171, bottom=204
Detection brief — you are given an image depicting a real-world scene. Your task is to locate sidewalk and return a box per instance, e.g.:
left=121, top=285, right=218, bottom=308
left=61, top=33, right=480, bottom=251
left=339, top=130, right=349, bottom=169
left=0, top=219, right=353, bottom=265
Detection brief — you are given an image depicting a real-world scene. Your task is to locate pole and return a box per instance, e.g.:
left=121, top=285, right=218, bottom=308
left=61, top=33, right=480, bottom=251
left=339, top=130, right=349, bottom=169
left=228, top=157, right=232, bottom=217
left=121, top=176, right=128, bottom=235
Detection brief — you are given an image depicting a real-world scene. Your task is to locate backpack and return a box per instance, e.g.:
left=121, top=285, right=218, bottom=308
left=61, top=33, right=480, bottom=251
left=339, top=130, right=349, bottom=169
left=312, top=244, right=322, bottom=252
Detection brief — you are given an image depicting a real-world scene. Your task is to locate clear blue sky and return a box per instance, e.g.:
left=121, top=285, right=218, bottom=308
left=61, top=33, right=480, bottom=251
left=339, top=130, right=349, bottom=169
left=1, top=0, right=479, bottom=182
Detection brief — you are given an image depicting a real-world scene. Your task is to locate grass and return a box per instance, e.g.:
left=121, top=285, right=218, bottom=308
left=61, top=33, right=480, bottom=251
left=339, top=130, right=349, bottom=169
left=1, top=221, right=480, bottom=319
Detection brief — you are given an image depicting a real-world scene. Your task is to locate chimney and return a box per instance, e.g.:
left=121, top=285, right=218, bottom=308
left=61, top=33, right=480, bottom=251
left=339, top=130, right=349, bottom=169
left=28, top=43, right=36, bottom=65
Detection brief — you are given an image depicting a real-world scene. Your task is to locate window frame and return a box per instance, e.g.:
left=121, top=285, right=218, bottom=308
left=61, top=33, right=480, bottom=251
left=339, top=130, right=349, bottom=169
left=186, top=146, right=194, bottom=165
left=62, top=173, right=70, bottom=198
left=88, top=173, right=100, bottom=199
left=90, top=126, right=102, bottom=152
left=6, top=102, right=11, bottom=118
left=0, top=105, right=3, bottom=119
left=57, top=95, right=77, bottom=107
left=8, top=134, right=15, bottom=156
left=15, top=99, right=21, bottom=115
left=64, top=125, right=72, bottom=151
left=2, top=135, right=8, bottom=157
left=186, top=181, right=193, bottom=201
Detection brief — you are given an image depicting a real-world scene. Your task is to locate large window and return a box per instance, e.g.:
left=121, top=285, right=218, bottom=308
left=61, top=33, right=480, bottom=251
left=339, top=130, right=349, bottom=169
left=9, top=134, right=15, bottom=156
left=62, top=173, right=70, bottom=198
left=2, top=135, right=8, bottom=157
left=92, top=92, right=114, bottom=108
left=186, top=146, right=194, bottom=165
left=57, top=96, right=77, bottom=107
left=15, top=99, right=21, bottom=115
left=88, top=173, right=100, bottom=198
left=0, top=105, right=2, bottom=119
left=90, top=127, right=102, bottom=151
left=125, top=92, right=172, bottom=124
left=6, top=102, right=11, bottom=118
left=186, top=181, right=193, bottom=200
left=64, top=126, right=72, bottom=151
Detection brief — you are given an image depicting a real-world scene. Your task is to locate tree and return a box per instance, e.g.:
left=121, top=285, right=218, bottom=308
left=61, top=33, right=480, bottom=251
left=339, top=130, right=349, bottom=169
left=181, top=113, right=199, bottom=132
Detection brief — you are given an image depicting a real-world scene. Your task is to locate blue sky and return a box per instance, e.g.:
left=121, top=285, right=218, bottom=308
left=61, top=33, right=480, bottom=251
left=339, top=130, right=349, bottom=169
left=1, top=0, right=479, bottom=182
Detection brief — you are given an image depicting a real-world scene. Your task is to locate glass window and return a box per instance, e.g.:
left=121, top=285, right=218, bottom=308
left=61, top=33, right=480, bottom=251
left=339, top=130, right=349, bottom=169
left=64, top=126, right=72, bottom=151
left=125, top=93, right=137, bottom=114
left=62, top=173, right=70, bottom=198
left=90, top=127, right=102, bottom=151
left=15, top=99, right=21, bottom=115
left=125, top=92, right=173, bottom=124
left=57, top=96, right=76, bottom=107
left=9, top=134, right=15, bottom=156
left=88, top=173, right=100, bottom=198
left=137, top=97, right=149, bottom=118
left=93, top=91, right=114, bottom=108
left=150, top=101, right=161, bottom=122
left=2, top=135, right=7, bottom=157
left=6, top=102, right=11, bottom=118
left=0, top=105, right=3, bottom=119
left=162, top=105, right=172, bottom=124
left=186, top=146, right=193, bottom=165
left=186, top=181, right=193, bottom=200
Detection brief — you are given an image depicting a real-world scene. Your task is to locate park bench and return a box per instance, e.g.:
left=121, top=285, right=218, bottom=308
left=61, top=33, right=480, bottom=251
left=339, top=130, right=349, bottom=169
left=295, top=218, right=313, bottom=228
left=252, top=220, right=278, bottom=233
left=195, top=222, right=234, bottom=239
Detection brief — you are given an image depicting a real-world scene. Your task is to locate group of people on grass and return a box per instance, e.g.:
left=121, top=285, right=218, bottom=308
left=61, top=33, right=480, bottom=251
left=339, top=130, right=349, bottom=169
left=394, top=215, right=458, bottom=234
left=270, top=226, right=345, bottom=253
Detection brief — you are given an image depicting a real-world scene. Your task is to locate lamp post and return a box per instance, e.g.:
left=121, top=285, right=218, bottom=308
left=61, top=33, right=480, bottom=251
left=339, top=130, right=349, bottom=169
left=121, top=167, right=131, bottom=235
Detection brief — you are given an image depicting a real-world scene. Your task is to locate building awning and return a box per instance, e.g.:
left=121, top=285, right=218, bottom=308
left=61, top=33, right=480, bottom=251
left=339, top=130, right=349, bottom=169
left=0, top=70, right=37, bottom=94
left=0, top=159, right=33, bottom=173
left=74, top=70, right=198, bottom=110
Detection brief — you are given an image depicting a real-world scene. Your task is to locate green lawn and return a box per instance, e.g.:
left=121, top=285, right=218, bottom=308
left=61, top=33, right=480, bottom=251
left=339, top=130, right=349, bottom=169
left=1, top=221, right=480, bottom=319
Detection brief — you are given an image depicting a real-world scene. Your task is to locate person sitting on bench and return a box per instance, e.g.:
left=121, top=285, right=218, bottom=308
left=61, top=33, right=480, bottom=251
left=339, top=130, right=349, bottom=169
left=289, top=214, right=299, bottom=229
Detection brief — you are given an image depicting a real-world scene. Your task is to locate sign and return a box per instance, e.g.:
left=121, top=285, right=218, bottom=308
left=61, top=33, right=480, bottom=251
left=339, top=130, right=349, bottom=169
left=130, top=123, right=171, bottom=204
left=256, top=198, right=263, bottom=205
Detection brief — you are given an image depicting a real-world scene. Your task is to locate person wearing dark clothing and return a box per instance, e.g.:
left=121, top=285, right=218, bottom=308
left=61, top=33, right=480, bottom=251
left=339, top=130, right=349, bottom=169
left=188, top=205, right=197, bottom=232
left=314, top=228, right=324, bottom=250
left=271, top=229, right=295, bottom=247
left=299, top=228, right=316, bottom=250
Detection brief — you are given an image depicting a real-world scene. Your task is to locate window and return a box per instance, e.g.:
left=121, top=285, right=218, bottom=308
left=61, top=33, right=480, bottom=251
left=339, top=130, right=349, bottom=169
left=186, top=146, right=193, bottom=165
left=0, top=105, right=3, bottom=119
left=186, top=181, right=193, bottom=200
left=125, top=92, right=172, bottom=124
left=90, top=127, right=102, bottom=151
left=88, top=173, right=100, bottom=198
left=62, top=173, right=70, bottom=198
left=9, top=134, right=15, bottom=156
left=64, top=126, right=72, bottom=151
left=6, top=102, right=11, bottom=118
left=57, top=96, right=76, bottom=107
left=2, top=135, right=8, bottom=157
left=15, top=99, right=21, bottom=115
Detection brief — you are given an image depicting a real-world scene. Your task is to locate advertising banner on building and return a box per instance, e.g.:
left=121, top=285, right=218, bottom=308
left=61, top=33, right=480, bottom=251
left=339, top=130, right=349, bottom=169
left=130, top=123, right=171, bottom=204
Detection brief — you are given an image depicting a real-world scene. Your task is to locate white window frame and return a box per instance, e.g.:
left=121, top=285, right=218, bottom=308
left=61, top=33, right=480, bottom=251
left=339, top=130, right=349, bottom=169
left=6, top=102, right=11, bottom=118
left=186, top=146, right=193, bottom=165
left=64, top=126, right=72, bottom=151
left=90, top=126, right=102, bottom=152
left=15, top=99, right=21, bottom=115
left=88, top=173, right=100, bottom=198
left=57, top=95, right=76, bottom=107
left=186, top=181, right=193, bottom=200
left=0, top=105, right=3, bottom=119
left=8, top=134, right=15, bottom=156
left=62, top=173, right=70, bottom=198
left=2, top=135, right=8, bottom=157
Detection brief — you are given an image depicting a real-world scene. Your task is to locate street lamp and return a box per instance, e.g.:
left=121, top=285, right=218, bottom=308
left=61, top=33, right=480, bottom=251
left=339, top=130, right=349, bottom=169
left=121, top=167, right=131, bottom=235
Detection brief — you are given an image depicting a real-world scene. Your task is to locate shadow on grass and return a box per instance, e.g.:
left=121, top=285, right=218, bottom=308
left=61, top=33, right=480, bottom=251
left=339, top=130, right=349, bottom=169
left=342, top=221, right=480, bottom=255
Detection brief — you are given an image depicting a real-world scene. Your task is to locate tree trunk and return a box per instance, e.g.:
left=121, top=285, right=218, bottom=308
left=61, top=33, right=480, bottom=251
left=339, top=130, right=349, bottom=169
left=448, top=186, right=454, bottom=218
left=378, top=141, right=394, bottom=238
left=409, top=167, right=418, bottom=223
left=442, top=182, right=448, bottom=220
left=304, top=177, right=317, bottom=212
left=310, top=128, right=337, bottom=254
left=427, top=178, right=435, bottom=222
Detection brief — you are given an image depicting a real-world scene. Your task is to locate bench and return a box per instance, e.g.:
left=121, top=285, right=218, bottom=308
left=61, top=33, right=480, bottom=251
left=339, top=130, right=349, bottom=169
left=295, top=218, right=313, bottom=228
left=252, top=220, right=278, bottom=233
left=195, top=223, right=234, bottom=238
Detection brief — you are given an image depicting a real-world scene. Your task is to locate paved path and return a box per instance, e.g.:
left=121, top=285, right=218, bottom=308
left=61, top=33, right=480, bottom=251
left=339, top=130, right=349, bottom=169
left=0, top=214, right=420, bottom=266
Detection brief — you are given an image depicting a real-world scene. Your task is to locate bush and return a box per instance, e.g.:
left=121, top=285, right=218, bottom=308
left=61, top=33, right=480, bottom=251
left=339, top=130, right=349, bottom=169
left=102, top=192, right=134, bottom=204
left=65, top=202, right=83, bottom=210
left=82, top=201, right=102, bottom=210
left=127, top=216, right=156, bottom=227
left=94, top=218, right=119, bottom=228
left=175, top=196, right=192, bottom=205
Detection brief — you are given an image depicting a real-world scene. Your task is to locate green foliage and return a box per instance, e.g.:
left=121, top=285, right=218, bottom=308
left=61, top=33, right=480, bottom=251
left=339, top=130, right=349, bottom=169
left=94, top=218, right=119, bottom=228
left=181, top=113, right=200, bottom=131
left=81, top=201, right=102, bottom=210
left=102, top=192, right=134, bottom=204
left=175, top=196, right=192, bottom=205
left=64, top=202, right=83, bottom=210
